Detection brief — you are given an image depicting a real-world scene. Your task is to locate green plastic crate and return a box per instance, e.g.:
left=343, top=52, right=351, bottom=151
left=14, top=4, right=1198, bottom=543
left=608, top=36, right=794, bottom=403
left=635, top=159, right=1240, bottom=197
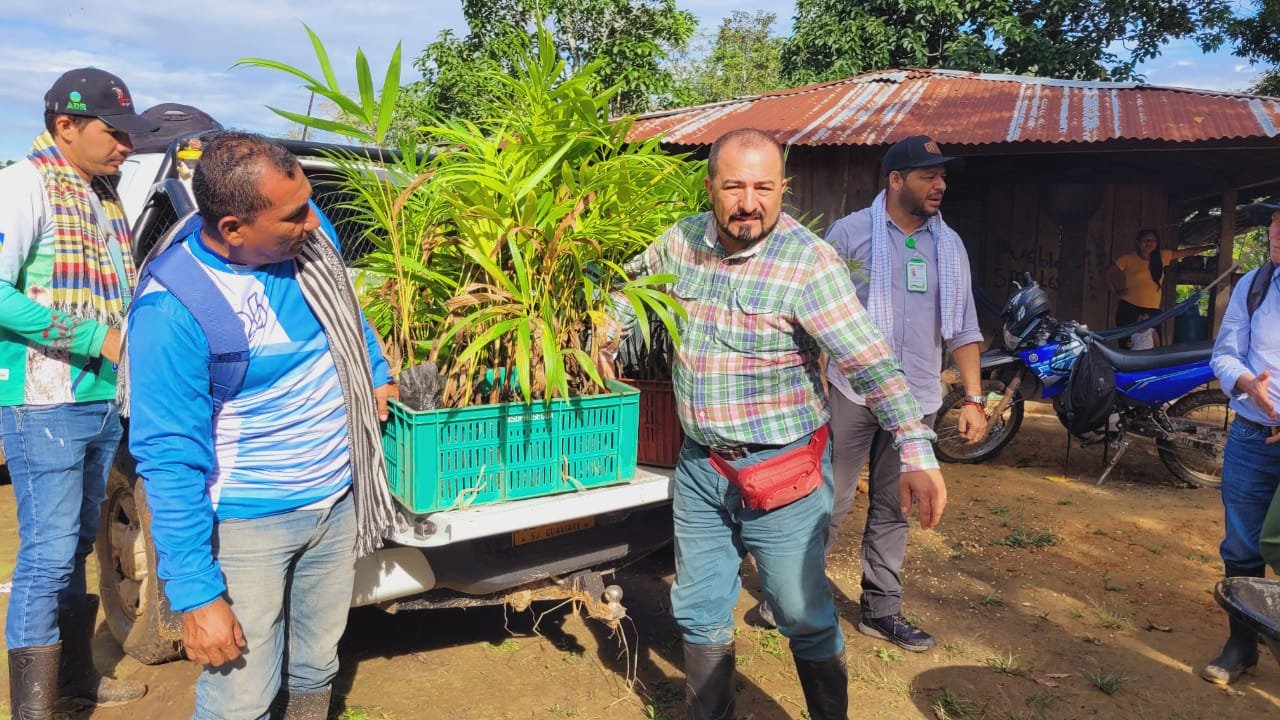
left=383, top=380, right=639, bottom=514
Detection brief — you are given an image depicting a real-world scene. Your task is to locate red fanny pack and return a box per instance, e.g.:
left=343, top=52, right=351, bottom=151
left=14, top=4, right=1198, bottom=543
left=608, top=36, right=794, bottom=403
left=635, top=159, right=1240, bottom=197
left=708, top=426, right=830, bottom=511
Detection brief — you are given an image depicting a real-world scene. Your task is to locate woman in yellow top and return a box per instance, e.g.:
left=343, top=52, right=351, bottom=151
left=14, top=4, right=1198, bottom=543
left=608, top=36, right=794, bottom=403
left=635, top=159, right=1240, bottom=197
left=1103, top=228, right=1216, bottom=346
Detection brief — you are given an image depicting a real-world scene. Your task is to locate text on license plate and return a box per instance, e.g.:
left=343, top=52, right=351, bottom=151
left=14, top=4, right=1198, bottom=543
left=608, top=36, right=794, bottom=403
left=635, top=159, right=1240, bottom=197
left=512, top=517, right=596, bottom=546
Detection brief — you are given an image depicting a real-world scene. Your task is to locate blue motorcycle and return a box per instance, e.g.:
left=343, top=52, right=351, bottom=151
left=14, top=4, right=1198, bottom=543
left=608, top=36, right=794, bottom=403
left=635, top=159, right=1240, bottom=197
left=934, top=276, right=1231, bottom=487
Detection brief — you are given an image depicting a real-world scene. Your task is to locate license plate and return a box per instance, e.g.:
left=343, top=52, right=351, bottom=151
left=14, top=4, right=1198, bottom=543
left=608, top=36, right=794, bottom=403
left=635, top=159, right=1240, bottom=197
left=512, top=517, right=596, bottom=546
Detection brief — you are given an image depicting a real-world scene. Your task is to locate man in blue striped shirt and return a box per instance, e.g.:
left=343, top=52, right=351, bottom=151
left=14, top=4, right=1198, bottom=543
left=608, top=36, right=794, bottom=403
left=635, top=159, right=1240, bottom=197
left=126, top=133, right=395, bottom=719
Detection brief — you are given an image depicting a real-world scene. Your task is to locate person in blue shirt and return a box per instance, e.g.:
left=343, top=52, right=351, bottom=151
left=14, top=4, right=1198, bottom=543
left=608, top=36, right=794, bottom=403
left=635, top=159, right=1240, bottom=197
left=1205, top=206, right=1280, bottom=685
left=125, top=132, right=397, bottom=719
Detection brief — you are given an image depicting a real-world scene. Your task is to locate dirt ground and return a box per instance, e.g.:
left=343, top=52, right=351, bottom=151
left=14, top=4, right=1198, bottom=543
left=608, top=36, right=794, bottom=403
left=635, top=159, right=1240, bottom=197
left=1, top=406, right=1277, bottom=720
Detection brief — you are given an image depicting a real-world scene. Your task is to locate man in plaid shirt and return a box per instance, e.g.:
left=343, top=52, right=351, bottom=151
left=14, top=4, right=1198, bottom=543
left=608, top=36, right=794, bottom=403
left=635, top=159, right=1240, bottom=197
left=618, top=128, right=946, bottom=720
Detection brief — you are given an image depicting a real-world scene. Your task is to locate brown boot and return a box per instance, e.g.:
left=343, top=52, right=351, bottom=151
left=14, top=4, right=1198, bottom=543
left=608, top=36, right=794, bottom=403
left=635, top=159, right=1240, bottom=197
left=270, top=688, right=332, bottom=720
left=56, top=595, right=147, bottom=708
left=9, top=643, right=60, bottom=720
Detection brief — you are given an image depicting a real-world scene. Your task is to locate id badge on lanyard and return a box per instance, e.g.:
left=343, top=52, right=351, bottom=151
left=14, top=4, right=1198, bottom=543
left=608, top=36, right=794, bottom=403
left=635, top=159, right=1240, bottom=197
left=906, top=256, right=928, bottom=293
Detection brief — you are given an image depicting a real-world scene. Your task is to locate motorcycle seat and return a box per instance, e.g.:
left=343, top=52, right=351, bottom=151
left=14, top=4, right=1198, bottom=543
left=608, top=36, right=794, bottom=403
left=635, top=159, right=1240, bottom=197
left=1092, top=339, right=1214, bottom=373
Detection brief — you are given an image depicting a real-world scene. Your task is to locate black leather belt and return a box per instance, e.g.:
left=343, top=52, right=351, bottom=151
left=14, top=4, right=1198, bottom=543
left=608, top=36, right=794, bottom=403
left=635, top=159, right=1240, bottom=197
left=1237, top=416, right=1280, bottom=435
left=706, top=442, right=784, bottom=461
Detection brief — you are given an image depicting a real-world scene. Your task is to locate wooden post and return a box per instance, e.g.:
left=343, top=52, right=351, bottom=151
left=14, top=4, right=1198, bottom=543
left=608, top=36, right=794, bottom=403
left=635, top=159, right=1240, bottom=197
left=1212, top=189, right=1238, bottom=338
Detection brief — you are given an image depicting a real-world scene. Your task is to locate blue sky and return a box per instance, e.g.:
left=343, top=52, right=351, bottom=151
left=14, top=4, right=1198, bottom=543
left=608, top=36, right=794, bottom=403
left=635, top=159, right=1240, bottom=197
left=0, top=0, right=1271, bottom=162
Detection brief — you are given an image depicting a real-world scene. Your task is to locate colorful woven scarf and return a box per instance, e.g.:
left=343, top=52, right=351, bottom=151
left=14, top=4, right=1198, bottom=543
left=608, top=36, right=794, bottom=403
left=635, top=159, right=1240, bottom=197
left=27, top=131, right=136, bottom=326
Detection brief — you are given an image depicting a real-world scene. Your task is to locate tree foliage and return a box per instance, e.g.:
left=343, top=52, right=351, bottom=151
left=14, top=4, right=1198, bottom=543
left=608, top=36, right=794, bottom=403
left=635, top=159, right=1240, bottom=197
left=781, top=0, right=1235, bottom=85
left=405, top=0, right=694, bottom=126
left=669, top=11, right=784, bottom=107
left=1229, top=0, right=1280, bottom=95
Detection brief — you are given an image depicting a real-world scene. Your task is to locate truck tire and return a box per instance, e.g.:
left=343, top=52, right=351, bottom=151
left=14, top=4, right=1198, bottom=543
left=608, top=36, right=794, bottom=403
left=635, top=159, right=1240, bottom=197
left=95, top=467, right=183, bottom=664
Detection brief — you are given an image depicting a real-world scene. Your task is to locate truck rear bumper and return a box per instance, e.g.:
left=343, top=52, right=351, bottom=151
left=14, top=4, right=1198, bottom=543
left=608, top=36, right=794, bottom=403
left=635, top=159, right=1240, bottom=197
left=352, top=466, right=674, bottom=607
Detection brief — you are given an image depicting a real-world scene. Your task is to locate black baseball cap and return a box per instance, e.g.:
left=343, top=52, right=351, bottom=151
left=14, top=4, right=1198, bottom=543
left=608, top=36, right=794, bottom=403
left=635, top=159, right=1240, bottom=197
left=44, top=68, right=160, bottom=135
left=882, top=135, right=962, bottom=176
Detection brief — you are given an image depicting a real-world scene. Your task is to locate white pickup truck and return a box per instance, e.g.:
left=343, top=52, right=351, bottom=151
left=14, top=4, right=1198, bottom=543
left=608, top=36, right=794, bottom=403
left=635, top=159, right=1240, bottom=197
left=98, top=128, right=675, bottom=664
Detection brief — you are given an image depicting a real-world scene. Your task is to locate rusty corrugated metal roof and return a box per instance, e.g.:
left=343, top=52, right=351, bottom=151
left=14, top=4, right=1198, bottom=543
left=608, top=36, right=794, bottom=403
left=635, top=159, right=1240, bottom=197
left=629, top=68, right=1280, bottom=148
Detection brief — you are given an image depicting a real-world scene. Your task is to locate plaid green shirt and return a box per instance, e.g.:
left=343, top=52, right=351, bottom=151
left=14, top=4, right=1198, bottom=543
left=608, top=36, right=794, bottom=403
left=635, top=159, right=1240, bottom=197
left=621, top=212, right=938, bottom=472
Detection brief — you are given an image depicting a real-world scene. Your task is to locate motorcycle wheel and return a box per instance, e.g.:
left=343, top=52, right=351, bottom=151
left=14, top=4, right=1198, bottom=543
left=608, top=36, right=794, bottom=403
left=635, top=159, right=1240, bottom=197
left=1156, top=389, right=1232, bottom=489
left=933, top=380, right=1024, bottom=464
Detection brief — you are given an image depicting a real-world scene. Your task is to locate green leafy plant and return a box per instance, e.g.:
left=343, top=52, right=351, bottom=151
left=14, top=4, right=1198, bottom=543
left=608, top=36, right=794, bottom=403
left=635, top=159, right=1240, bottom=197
left=246, top=26, right=704, bottom=406
left=236, top=24, right=401, bottom=146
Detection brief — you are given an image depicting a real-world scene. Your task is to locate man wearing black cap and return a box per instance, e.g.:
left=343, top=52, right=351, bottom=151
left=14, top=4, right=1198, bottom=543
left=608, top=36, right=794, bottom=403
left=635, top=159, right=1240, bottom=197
left=0, top=67, right=156, bottom=718
left=821, top=135, right=986, bottom=651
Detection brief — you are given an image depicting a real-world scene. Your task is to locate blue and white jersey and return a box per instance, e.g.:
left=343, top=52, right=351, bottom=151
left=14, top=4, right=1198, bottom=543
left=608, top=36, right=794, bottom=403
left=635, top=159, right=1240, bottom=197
left=126, top=219, right=391, bottom=612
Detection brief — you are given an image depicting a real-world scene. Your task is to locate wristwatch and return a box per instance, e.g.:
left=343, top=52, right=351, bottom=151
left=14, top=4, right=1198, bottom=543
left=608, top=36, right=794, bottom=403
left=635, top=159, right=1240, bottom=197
left=964, top=395, right=986, bottom=408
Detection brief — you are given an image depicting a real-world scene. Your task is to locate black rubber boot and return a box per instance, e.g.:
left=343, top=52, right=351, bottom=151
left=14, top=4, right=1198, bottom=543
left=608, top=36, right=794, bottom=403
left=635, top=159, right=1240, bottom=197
left=56, top=594, right=147, bottom=708
left=794, top=653, right=849, bottom=720
left=1201, top=564, right=1264, bottom=685
left=683, top=642, right=735, bottom=720
left=9, top=643, right=60, bottom=720
left=270, top=687, right=333, bottom=720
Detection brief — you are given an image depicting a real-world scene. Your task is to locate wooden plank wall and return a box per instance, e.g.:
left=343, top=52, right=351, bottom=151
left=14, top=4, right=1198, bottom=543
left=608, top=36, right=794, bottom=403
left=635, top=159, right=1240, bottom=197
left=782, top=151, right=1178, bottom=341
left=785, top=146, right=883, bottom=233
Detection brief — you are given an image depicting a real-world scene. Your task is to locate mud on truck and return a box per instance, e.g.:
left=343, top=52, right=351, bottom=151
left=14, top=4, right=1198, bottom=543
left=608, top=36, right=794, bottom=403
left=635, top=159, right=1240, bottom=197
left=99, top=123, right=675, bottom=664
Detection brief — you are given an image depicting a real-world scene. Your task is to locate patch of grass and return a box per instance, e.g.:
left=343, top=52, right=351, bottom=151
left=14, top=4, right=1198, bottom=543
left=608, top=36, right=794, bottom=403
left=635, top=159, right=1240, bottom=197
left=1092, top=527, right=1107, bottom=536
left=942, top=640, right=969, bottom=656
left=931, top=687, right=990, bottom=720
left=1101, top=571, right=1125, bottom=593
left=980, top=592, right=1004, bottom=607
left=1193, top=502, right=1206, bottom=510
left=547, top=703, right=583, bottom=717
left=1056, top=498, right=1073, bottom=506
left=986, top=650, right=1024, bottom=676
left=642, top=705, right=675, bottom=720
left=989, top=505, right=1009, bottom=517
left=338, top=709, right=391, bottom=720
left=905, top=610, right=925, bottom=626
left=994, top=527, right=1060, bottom=549
left=754, top=628, right=788, bottom=658
left=848, top=658, right=912, bottom=698
left=1092, top=602, right=1130, bottom=631
left=1146, top=543, right=1166, bottom=555
left=1070, top=607, right=1085, bottom=620
left=871, top=645, right=902, bottom=663
left=1027, top=689, right=1061, bottom=714
left=641, top=680, right=682, bottom=719
left=490, top=638, right=521, bottom=653
left=1084, top=667, right=1127, bottom=695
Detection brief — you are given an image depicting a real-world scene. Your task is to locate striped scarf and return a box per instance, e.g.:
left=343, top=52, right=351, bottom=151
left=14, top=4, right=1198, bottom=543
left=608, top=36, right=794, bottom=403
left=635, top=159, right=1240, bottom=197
left=867, top=189, right=965, bottom=341
left=27, top=131, right=136, bottom=326
left=121, top=214, right=396, bottom=557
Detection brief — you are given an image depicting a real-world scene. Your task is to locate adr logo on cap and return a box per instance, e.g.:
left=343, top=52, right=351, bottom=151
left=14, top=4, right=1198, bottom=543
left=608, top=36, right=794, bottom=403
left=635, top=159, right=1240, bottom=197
left=67, top=90, right=87, bottom=112
left=924, top=140, right=941, bottom=154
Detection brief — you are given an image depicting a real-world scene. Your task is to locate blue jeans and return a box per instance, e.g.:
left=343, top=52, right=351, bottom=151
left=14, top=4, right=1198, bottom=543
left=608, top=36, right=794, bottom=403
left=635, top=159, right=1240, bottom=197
left=670, top=434, right=843, bottom=661
left=193, top=490, right=356, bottom=720
left=1, top=401, right=122, bottom=648
left=1220, top=419, right=1280, bottom=571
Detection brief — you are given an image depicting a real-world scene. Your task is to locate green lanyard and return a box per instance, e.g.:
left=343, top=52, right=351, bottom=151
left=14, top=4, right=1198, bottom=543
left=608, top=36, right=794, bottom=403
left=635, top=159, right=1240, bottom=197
left=904, top=235, right=927, bottom=292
